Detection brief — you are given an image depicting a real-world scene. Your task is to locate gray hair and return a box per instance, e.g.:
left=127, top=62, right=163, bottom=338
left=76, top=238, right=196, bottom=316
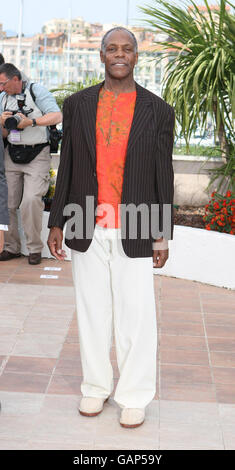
left=101, top=27, right=138, bottom=53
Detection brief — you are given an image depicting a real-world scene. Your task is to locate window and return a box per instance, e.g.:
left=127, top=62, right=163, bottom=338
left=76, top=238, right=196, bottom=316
left=155, top=67, right=161, bottom=84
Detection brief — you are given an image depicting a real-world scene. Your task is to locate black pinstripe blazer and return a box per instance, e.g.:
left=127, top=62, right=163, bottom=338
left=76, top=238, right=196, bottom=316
left=48, top=81, right=175, bottom=258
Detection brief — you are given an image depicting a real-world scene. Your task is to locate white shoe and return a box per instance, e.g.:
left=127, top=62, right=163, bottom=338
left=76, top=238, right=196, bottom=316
left=79, top=397, right=109, bottom=417
left=120, top=408, right=145, bottom=428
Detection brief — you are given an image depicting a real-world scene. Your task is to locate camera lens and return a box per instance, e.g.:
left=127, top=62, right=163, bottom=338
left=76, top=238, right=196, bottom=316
left=5, top=115, right=21, bottom=131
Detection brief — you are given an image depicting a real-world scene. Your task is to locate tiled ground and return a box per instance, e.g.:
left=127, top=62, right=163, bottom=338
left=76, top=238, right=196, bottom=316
left=0, top=256, right=235, bottom=449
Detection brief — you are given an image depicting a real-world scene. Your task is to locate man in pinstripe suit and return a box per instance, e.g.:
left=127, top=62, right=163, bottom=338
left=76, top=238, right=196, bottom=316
left=47, top=27, right=175, bottom=428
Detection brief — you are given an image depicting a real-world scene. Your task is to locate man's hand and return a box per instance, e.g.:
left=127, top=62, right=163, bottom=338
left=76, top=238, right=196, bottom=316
left=152, top=237, right=169, bottom=268
left=0, top=231, right=4, bottom=253
left=16, top=114, right=32, bottom=130
left=47, top=227, right=67, bottom=261
left=0, top=112, right=31, bottom=130
left=153, top=248, right=169, bottom=268
left=0, top=111, right=13, bottom=127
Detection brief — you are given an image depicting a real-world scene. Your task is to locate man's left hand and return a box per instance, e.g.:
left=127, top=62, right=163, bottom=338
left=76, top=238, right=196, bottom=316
left=16, top=114, right=32, bottom=130
left=153, top=248, right=169, bottom=268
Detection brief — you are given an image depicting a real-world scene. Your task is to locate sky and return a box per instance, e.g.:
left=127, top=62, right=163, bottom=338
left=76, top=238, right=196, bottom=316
left=0, top=0, right=199, bottom=36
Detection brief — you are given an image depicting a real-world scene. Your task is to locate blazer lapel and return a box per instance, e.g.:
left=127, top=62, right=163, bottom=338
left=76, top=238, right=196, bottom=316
left=79, top=81, right=152, bottom=168
left=79, top=82, right=104, bottom=169
left=127, top=82, right=153, bottom=154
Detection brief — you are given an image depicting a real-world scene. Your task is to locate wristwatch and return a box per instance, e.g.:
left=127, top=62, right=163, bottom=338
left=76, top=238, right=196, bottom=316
left=32, top=118, right=37, bottom=127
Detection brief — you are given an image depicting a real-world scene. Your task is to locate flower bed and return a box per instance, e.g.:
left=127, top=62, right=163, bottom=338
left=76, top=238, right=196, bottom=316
left=174, top=191, right=235, bottom=235
left=174, top=205, right=205, bottom=229
left=203, top=191, right=235, bottom=235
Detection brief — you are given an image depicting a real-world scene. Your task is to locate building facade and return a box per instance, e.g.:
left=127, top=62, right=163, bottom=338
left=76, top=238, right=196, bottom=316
left=0, top=36, right=33, bottom=78
left=0, top=19, right=174, bottom=96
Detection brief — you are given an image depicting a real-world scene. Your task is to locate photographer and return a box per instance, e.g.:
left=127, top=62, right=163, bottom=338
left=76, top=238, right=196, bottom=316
left=0, top=127, right=9, bottom=253
left=0, top=63, right=62, bottom=265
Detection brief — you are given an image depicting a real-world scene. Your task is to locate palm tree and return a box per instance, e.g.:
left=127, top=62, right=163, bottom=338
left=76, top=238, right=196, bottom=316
left=140, top=0, right=235, bottom=191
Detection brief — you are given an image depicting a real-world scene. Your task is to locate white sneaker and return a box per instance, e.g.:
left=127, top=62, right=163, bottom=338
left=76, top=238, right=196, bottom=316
left=120, top=408, right=145, bottom=428
left=79, top=397, right=109, bottom=417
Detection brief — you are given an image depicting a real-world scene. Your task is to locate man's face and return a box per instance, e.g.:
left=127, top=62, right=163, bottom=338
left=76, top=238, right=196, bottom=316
left=100, top=30, right=138, bottom=80
left=0, top=74, right=21, bottom=95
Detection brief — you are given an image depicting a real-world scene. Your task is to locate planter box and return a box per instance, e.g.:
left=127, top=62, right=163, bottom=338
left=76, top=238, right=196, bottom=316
left=154, top=225, right=235, bottom=290
left=19, top=211, right=235, bottom=289
left=172, top=155, right=226, bottom=206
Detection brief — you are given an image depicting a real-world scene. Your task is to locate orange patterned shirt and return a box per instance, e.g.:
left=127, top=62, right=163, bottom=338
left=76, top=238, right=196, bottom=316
left=96, top=87, right=136, bottom=228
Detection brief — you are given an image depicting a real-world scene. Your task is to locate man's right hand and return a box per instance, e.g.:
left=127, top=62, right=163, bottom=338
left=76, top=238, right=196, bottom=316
left=0, top=111, right=13, bottom=127
left=47, top=227, right=67, bottom=261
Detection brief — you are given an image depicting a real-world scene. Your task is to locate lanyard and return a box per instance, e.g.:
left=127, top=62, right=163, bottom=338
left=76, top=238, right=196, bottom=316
left=3, top=81, right=27, bottom=111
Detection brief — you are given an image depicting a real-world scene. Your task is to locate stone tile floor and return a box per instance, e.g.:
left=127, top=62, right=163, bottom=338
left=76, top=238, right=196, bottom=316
left=0, top=256, right=235, bottom=449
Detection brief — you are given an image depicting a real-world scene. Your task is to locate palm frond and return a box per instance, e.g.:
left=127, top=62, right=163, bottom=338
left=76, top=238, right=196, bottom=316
left=140, top=0, right=235, bottom=188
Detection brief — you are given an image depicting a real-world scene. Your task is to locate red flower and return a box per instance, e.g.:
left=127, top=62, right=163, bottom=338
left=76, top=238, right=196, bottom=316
left=204, top=191, right=235, bottom=234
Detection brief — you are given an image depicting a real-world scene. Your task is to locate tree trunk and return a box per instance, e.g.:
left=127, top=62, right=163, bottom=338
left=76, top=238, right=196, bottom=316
left=213, top=96, right=229, bottom=161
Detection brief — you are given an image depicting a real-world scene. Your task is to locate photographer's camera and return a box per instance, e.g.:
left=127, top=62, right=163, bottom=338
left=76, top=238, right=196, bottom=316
left=4, top=92, right=33, bottom=131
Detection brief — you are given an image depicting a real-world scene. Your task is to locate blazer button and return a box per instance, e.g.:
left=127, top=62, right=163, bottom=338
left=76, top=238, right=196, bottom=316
left=93, top=171, right=97, bottom=178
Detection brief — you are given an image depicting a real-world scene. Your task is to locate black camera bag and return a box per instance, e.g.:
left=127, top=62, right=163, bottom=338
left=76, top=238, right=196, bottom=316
left=8, top=143, right=48, bottom=164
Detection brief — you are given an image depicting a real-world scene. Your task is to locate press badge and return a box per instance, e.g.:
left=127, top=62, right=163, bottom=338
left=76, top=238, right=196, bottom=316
left=10, top=130, right=21, bottom=143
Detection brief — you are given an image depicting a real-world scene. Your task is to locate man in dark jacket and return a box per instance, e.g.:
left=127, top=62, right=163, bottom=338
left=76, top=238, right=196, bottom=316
left=47, top=27, right=175, bottom=428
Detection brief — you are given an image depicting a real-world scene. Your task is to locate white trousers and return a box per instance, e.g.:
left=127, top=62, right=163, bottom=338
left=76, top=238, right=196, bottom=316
left=71, top=225, right=157, bottom=409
